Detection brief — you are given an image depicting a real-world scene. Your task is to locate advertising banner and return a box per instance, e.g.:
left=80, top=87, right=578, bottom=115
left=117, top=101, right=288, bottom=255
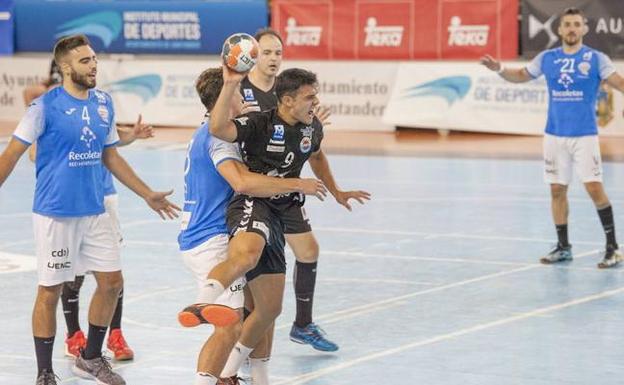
left=14, top=0, right=267, bottom=54
left=0, top=57, right=396, bottom=131
left=273, top=0, right=518, bottom=60
left=383, top=61, right=624, bottom=137
left=0, top=0, right=13, bottom=55
left=522, top=0, right=624, bottom=59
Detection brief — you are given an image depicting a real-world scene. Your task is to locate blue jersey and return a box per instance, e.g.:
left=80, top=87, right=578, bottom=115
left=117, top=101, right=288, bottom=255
left=13, top=87, right=119, bottom=217
left=526, top=45, right=616, bottom=137
left=103, top=168, right=116, bottom=196
left=178, top=121, right=242, bottom=251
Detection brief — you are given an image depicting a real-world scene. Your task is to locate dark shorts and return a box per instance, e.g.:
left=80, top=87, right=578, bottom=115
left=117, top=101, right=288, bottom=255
left=226, top=195, right=287, bottom=282
left=280, top=193, right=312, bottom=234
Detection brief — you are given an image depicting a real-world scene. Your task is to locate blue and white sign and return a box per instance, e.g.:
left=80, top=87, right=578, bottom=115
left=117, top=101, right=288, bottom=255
left=14, top=0, right=267, bottom=54
left=0, top=0, right=14, bottom=55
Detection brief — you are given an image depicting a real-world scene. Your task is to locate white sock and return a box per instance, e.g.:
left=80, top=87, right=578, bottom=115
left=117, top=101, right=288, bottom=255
left=195, top=372, right=218, bottom=385
left=221, top=342, right=253, bottom=377
left=197, top=279, right=226, bottom=304
left=250, top=357, right=270, bottom=385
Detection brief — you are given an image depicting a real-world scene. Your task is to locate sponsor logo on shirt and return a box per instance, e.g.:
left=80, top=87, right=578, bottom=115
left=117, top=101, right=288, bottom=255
left=300, top=126, right=314, bottom=137
left=80, top=126, right=97, bottom=149
left=267, top=145, right=285, bottom=153
left=300, top=136, right=312, bottom=153
left=364, top=17, right=403, bottom=47
left=243, top=88, right=255, bottom=101
left=65, top=108, right=76, bottom=115
left=94, top=90, right=107, bottom=104
left=285, top=17, right=322, bottom=46
left=68, top=127, right=102, bottom=167
left=578, top=61, right=591, bottom=76
left=97, top=105, right=109, bottom=123
left=447, top=16, right=489, bottom=47
left=270, top=125, right=285, bottom=144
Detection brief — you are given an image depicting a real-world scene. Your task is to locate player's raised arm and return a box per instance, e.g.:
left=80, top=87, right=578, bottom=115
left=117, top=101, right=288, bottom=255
left=480, top=54, right=533, bottom=83
left=210, top=65, right=248, bottom=142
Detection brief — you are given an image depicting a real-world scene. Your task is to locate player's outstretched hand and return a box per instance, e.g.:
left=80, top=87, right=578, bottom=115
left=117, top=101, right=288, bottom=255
left=334, top=190, right=371, bottom=211
left=299, top=178, right=328, bottom=201
left=133, top=114, right=154, bottom=139
left=222, top=63, right=248, bottom=84
left=145, top=190, right=181, bottom=220
left=479, top=54, right=501, bottom=72
left=315, top=105, right=332, bottom=126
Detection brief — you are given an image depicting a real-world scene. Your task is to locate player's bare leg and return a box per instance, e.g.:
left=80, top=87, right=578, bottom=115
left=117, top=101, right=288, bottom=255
left=179, top=232, right=265, bottom=328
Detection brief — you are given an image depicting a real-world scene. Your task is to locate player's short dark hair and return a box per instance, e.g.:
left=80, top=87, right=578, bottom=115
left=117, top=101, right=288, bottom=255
left=275, top=68, right=318, bottom=102
left=560, top=7, right=586, bottom=24
left=195, top=67, right=223, bottom=111
left=53, top=34, right=91, bottom=64
left=254, top=28, right=283, bottom=45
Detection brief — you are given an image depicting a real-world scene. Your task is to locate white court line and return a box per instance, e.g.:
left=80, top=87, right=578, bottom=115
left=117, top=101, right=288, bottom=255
left=274, top=249, right=599, bottom=329
left=274, top=284, right=624, bottom=385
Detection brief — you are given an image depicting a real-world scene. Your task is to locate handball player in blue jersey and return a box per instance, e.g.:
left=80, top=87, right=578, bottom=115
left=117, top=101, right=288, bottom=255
left=0, top=35, right=180, bottom=385
left=481, top=7, right=624, bottom=268
left=24, top=61, right=153, bottom=362
left=177, top=67, right=326, bottom=385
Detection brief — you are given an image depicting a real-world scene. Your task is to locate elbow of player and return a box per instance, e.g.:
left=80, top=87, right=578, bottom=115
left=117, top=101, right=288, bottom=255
left=230, top=178, right=250, bottom=195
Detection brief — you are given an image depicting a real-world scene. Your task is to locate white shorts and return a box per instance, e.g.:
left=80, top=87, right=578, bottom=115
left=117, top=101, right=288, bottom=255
left=543, top=134, right=603, bottom=185
left=104, top=194, right=123, bottom=246
left=33, top=212, right=121, bottom=287
left=181, top=234, right=245, bottom=309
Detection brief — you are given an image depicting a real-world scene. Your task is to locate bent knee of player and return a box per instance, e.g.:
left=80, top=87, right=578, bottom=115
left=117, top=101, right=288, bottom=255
left=37, top=284, right=63, bottom=306
left=295, top=243, right=319, bottom=263
left=214, top=319, right=243, bottom=340
left=96, top=271, right=124, bottom=296
left=230, top=243, right=264, bottom=272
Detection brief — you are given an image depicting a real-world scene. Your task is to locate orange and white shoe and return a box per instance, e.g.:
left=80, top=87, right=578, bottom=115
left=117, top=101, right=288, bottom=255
left=107, top=328, right=134, bottom=361
left=178, top=303, right=240, bottom=328
left=64, top=330, right=87, bottom=358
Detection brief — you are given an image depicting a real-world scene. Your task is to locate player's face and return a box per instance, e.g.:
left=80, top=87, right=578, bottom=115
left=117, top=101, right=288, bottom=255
left=291, top=84, right=320, bottom=125
left=558, top=14, right=585, bottom=47
left=255, top=35, right=283, bottom=78
left=67, top=45, right=98, bottom=89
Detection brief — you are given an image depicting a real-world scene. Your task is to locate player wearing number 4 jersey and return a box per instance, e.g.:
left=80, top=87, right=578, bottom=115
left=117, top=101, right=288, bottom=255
left=0, top=34, right=180, bottom=385
left=481, top=7, right=624, bottom=268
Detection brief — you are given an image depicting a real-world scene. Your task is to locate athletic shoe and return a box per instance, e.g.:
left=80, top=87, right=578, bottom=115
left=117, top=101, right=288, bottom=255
left=598, top=248, right=623, bottom=269
left=289, top=322, right=339, bottom=352
left=73, top=354, right=125, bottom=385
left=64, top=330, right=87, bottom=358
left=540, top=245, right=573, bottom=264
left=36, top=369, right=59, bottom=385
left=107, top=329, right=134, bottom=361
left=178, top=303, right=240, bottom=328
left=217, top=376, right=241, bottom=385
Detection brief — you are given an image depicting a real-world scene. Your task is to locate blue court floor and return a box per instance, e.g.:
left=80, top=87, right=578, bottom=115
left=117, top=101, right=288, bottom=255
left=1, top=143, right=624, bottom=384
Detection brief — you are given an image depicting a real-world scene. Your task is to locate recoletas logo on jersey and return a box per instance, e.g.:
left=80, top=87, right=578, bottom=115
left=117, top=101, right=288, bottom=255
left=80, top=127, right=97, bottom=149
left=402, top=76, right=471, bottom=105
left=102, top=74, right=162, bottom=104
left=55, top=11, right=123, bottom=48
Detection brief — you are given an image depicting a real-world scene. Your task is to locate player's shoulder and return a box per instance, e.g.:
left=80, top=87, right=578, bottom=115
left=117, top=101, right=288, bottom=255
left=90, top=89, right=114, bottom=105
left=538, top=47, right=561, bottom=59
left=583, top=45, right=610, bottom=60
